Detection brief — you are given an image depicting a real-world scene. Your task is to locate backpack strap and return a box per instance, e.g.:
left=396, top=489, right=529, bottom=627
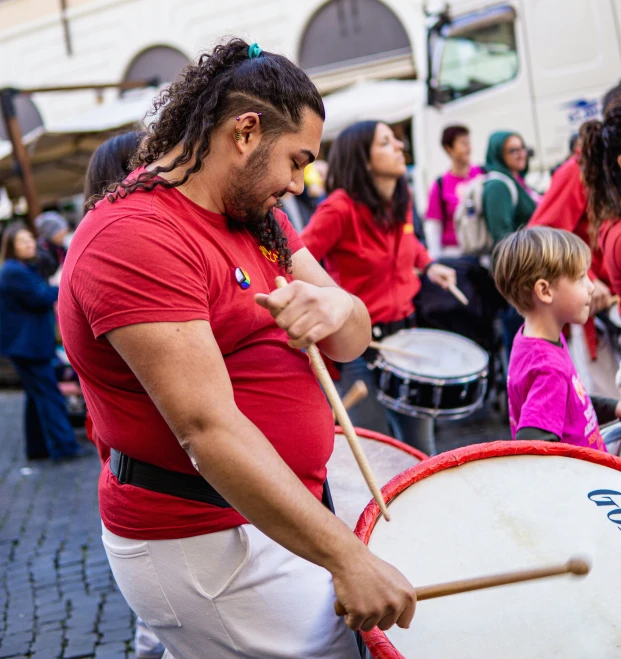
left=436, top=175, right=448, bottom=225
left=486, top=171, right=519, bottom=208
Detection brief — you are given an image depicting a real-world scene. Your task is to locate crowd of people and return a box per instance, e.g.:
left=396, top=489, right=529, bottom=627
left=2, top=36, right=621, bottom=658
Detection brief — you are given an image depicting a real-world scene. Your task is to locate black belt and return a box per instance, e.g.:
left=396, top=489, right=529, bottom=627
left=109, top=449, right=336, bottom=513
left=371, top=311, right=416, bottom=341
left=110, top=449, right=232, bottom=508
left=362, top=311, right=416, bottom=364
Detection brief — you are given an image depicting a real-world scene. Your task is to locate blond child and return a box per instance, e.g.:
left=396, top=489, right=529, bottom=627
left=491, top=226, right=620, bottom=450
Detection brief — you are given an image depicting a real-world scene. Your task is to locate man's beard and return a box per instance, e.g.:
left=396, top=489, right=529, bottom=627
left=223, top=142, right=286, bottom=232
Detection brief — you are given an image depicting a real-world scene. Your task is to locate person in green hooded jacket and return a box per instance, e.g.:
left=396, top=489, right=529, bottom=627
left=483, top=131, right=540, bottom=242
left=483, top=131, right=540, bottom=356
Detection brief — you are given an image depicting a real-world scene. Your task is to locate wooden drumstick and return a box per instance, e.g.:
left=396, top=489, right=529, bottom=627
left=335, top=557, right=590, bottom=616
left=448, top=283, right=469, bottom=306
left=275, top=277, right=391, bottom=521
left=415, top=556, right=589, bottom=601
left=369, top=341, right=429, bottom=361
left=334, top=380, right=368, bottom=420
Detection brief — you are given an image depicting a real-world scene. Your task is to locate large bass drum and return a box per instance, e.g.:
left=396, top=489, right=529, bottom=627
left=356, top=441, right=621, bottom=658
left=373, top=328, right=488, bottom=420
left=327, top=427, right=426, bottom=530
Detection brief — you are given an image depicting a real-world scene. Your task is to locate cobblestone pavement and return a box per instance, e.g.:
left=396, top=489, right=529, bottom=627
left=0, top=392, right=136, bottom=659
left=0, top=387, right=509, bottom=659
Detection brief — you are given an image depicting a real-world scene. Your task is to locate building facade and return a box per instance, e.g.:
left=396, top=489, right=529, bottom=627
left=0, top=0, right=420, bottom=127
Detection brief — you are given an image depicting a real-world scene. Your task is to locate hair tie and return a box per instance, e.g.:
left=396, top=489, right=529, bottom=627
left=248, top=43, right=263, bottom=59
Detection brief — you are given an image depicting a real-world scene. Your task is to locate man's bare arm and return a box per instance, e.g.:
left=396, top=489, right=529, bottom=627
left=106, top=319, right=414, bottom=632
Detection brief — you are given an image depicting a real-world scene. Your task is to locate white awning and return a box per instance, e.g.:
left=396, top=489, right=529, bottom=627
left=321, top=79, right=424, bottom=142
left=0, top=86, right=163, bottom=202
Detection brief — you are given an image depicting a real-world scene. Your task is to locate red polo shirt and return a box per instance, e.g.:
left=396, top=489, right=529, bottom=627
left=58, top=183, right=334, bottom=540
left=301, top=189, right=432, bottom=325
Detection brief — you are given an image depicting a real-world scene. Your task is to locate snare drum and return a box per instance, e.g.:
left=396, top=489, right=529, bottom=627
left=601, top=420, right=621, bottom=456
left=327, top=427, right=426, bottom=530
left=356, top=441, right=621, bottom=658
left=373, top=328, right=488, bottom=420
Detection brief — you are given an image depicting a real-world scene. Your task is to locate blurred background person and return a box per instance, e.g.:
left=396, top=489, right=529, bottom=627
left=82, top=129, right=164, bottom=659
left=0, top=223, right=86, bottom=461
left=302, top=120, right=455, bottom=455
left=35, top=209, right=69, bottom=281
left=83, top=131, right=144, bottom=209
left=424, top=125, right=483, bottom=259
left=483, top=130, right=540, bottom=355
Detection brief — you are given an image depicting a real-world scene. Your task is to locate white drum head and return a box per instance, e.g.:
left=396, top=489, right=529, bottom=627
left=360, top=443, right=621, bottom=658
left=327, top=429, right=424, bottom=530
left=378, top=329, right=488, bottom=379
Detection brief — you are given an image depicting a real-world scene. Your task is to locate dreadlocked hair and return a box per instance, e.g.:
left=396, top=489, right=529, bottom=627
left=85, top=37, right=325, bottom=271
left=580, top=105, right=621, bottom=240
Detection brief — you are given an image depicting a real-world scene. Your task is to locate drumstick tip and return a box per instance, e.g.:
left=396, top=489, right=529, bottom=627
left=567, top=556, right=591, bottom=576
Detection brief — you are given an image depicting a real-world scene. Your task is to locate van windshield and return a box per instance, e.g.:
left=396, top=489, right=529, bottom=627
left=432, top=6, right=518, bottom=102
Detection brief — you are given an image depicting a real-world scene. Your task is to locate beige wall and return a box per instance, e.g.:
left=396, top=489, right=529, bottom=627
left=0, top=0, right=60, bottom=30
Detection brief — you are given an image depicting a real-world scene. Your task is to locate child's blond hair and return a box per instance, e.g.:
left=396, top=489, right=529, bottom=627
left=491, top=226, right=591, bottom=313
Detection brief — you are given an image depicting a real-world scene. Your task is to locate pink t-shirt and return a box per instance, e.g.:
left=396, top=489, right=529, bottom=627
left=425, top=166, right=484, bottom=246
left=507, top=327, right=606, bottom=451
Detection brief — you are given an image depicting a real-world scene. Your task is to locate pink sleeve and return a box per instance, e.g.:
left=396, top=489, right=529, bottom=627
left=71, top=216, right=210, bottom=339
left=425, top=180, right=443, bottom=221
left=516, top=368, right=569, bottom=436
left=300, top=194, right=347, bottom=262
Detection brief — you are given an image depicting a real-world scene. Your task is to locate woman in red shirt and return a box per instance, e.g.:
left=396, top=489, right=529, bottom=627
left=580, top=107, right=621, bottom=300
left=302, top=121, right=455, bottom=454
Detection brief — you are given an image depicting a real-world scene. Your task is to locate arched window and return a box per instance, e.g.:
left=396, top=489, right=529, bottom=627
left=122, top=45, right=190, bottom=91
left=299, top=0, right=414, bottom=91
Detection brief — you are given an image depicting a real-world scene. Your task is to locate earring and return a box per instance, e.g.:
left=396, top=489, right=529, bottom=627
left=234, top=127, right=243, bottom=142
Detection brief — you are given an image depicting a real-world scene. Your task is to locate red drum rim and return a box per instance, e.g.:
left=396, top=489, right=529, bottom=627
left=355, top=440, right=621, bottom=659
left=335, top=426, right=429, bottom=462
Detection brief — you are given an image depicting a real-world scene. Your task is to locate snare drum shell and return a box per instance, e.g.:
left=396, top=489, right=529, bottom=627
left=356, top=441, right=621, bottom=659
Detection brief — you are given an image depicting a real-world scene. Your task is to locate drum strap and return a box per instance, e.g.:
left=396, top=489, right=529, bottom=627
left=110, top=448, right=232, bottom=507
left=110, top=449, right=335, bottom=512
left=371, top=311, right=416, bottom=341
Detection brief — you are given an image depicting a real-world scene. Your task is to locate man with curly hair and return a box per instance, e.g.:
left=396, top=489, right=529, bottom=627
left=58, top=39, right=415, bottom=658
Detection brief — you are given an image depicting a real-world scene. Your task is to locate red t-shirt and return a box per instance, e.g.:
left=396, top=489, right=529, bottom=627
left=599, top=220, right=621, bottom=296
left=301, top=189, right=432, bottom=326
left=528, top=157, right=608, bottom=285
left=58, top=184, right=334, bottom=540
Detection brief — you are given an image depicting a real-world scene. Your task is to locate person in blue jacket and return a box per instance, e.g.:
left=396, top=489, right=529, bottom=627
left=0, top=223, right=86, bottom=461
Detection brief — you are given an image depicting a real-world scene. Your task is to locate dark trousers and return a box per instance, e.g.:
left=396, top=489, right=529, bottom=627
left=11, top=358, right=81, bottom=460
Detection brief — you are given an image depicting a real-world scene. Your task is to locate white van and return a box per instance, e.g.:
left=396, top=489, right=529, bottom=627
left=416, top=0, right=621, bottom=194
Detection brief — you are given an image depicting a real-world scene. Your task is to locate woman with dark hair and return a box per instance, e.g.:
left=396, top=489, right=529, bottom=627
left=59, top=39, right=416, bottom=657
left=0, top=223, right=85, bottom=460
left=424, top=125, right=483, bottom=258
left=302, top=120, right=456, bottom=455
left=83, top=131, right=143, bottom=211
left=580, top=106, right=621, bottom=299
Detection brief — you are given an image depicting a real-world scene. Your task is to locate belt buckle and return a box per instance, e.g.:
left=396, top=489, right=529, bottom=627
left=116, top=453, right=132, bottom=485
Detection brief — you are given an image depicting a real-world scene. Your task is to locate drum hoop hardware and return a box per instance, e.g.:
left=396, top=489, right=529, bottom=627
left=375, top=359, right=488, bottom=387
left=376, top=391, right=485, bottom=420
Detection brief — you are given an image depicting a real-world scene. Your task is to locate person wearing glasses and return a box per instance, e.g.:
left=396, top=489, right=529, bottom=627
left=483, top=131, right=541, bottom=355
left=483, top=131, right=540, bottom=243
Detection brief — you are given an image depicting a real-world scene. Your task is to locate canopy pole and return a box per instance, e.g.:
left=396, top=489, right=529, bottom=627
left=0, top=88, right=40, bottom=230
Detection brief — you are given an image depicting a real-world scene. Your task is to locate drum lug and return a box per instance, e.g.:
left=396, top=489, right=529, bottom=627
left=432, top=385, right=442, bottom=408
left=379, top=370, right=392, bottom=389
left=398, top=379, right=411, bottom=401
